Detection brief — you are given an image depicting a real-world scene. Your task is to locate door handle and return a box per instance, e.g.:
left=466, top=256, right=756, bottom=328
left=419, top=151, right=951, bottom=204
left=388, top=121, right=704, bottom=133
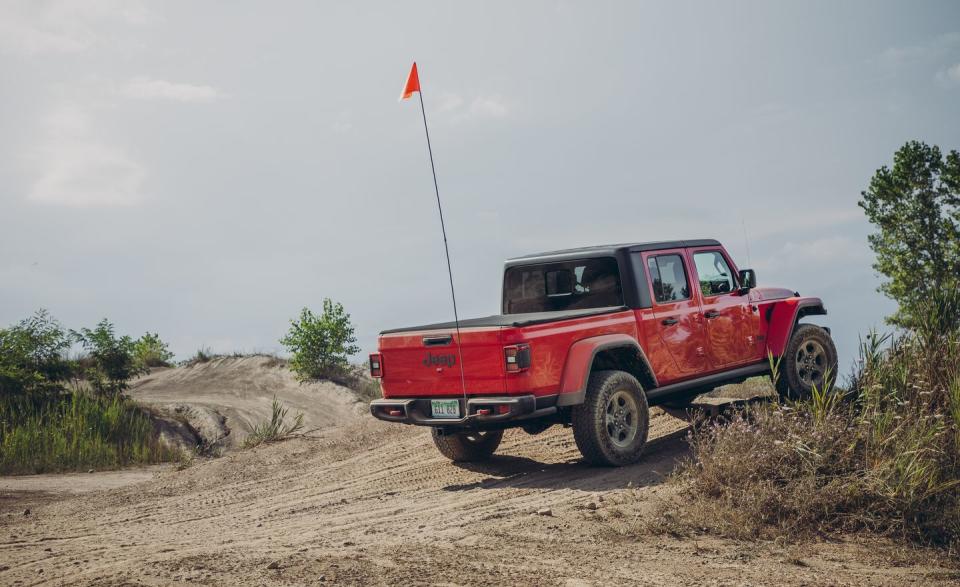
left=661, top=317, right=678, bottom=326
left=704, top=310, right=721, bottom=319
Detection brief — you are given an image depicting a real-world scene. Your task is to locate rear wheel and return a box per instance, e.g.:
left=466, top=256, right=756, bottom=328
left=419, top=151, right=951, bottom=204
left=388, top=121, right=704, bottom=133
left=431, top=429, right=503, bottom=462
left=571, top=370, right=649, bottom=466
left=775, top=324, right=838, bottom=400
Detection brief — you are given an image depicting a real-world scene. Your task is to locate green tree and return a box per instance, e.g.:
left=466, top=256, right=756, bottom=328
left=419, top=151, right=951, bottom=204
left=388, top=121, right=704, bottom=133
left=280, top=300, right=360, bottom=381
left=73, top=320, right=143, bottom=396
left=0, top=310, right=72, bottom=395
left=132, top=332, right=175, bottom=369
left=859, top=140, right=960, bottom=330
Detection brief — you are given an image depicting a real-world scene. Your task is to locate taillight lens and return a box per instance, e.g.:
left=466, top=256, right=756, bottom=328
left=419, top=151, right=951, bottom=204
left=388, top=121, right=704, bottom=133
left=504, top=344, right=531, bottom=373
left=369, top=353, right=383, bottom=378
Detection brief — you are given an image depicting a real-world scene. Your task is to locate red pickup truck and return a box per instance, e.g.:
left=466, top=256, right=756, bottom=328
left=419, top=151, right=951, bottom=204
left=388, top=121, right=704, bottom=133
left=369, top=239, right=837, bottom=466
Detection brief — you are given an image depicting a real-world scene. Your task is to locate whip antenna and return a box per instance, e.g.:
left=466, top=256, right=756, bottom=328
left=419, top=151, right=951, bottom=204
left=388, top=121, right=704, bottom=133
left=400, top=62, right=468, bottom=406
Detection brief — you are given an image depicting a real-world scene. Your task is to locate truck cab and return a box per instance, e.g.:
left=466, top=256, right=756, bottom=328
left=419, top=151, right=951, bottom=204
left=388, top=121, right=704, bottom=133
left=370, top=239, right=837, bottom=466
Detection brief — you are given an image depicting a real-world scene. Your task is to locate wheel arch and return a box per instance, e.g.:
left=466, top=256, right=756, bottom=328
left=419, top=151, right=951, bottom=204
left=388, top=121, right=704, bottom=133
left=556, top=334, right=657, bottom=407
left=766, top=297, right=828, bottom=357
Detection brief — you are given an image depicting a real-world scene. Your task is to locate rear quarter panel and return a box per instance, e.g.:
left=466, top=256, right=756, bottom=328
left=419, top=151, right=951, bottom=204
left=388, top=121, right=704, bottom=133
left=501, top=309, right=640, bottom=397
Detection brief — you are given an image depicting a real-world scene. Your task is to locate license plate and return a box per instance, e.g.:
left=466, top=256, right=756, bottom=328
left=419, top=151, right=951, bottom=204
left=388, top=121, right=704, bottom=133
left=431, top=399, right=460, bottom=419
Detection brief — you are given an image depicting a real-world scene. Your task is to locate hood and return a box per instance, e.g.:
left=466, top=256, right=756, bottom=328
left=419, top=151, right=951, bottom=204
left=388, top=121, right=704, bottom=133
left=750, top=286, right=798, bottom=302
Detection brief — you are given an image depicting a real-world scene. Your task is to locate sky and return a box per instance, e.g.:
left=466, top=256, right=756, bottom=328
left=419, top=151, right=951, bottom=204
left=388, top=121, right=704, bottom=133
left=1, top=1, right=959, bottom=374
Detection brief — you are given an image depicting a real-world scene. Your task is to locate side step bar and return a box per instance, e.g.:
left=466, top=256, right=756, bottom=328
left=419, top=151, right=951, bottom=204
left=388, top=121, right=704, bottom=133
left=646, top=362, right=770, bottom=402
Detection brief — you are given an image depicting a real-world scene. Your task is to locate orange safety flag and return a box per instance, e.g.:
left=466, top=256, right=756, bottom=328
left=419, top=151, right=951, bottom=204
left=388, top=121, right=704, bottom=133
left=400, top=62, right=420, bottom=100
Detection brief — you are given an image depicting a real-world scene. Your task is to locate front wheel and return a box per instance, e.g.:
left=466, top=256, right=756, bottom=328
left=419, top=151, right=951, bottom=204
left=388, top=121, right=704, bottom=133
left=571, top=370, right=649, bottom=466
left=431, top=429, right=503, bottom=462
left=774, top=324, right=838, bottom=400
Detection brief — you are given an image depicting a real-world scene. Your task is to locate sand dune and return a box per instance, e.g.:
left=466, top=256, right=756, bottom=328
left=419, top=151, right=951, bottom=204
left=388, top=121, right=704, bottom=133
left=130, top=356, right=365, bottom=451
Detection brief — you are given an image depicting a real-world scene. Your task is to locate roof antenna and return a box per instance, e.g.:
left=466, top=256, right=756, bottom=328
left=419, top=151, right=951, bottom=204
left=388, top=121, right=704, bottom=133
left=741, top=216, right=753, bottom=269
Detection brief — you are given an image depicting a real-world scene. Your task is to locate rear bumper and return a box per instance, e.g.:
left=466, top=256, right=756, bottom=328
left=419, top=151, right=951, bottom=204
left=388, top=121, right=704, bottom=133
left=370, top=394, right=556, bottom=428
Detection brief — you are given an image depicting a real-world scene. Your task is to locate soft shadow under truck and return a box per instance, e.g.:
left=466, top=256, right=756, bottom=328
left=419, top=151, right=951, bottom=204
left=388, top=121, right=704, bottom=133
left=369, top=239, right=837, bottom=466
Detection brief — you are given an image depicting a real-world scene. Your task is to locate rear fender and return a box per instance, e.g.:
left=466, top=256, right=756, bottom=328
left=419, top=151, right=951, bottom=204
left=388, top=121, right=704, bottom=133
left=766, top=297, right=827, bottom=357
left=556, top=334, right=657, bottom=407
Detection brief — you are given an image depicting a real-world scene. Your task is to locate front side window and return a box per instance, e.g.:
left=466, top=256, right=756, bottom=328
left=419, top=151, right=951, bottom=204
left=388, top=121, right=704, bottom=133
left=646, top=254, right=690, bottom=303
left=503, top=257, right=623, bottom=313
left=693, top=251, right=736, bottom=296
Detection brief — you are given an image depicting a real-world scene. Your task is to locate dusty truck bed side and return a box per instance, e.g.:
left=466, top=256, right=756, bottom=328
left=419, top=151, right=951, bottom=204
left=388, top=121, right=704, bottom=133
left=379, top=306, right=627, bottom=334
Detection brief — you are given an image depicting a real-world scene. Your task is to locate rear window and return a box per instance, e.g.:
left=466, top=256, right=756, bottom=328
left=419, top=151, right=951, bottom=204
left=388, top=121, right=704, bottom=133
left=502, top=257, right=623, bottom=314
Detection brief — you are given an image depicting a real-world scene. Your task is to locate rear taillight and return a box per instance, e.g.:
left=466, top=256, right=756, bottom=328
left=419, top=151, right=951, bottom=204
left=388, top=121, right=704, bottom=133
left=504, top=344, right=531, bottom=373
left=369, top=353, right=383, bottom=378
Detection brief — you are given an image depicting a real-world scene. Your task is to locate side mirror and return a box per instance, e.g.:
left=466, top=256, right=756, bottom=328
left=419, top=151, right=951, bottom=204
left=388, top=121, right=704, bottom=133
left=738, top=269, right=756, bottom=293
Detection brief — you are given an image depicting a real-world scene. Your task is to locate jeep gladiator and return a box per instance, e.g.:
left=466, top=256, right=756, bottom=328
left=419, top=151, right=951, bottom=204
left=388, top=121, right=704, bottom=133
left=369, top=239, right=837, bottom=466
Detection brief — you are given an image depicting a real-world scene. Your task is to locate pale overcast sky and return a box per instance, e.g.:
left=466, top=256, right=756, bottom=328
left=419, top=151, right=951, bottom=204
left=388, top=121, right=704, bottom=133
left=2, top=1, right=959, bottom=371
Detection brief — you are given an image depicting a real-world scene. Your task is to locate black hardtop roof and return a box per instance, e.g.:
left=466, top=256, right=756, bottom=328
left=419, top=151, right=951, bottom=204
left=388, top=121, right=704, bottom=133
left=505, top=239, right=721, bottom=265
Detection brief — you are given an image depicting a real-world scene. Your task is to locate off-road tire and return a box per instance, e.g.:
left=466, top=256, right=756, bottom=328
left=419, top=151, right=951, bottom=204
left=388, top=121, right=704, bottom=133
left=774, top=324, right=838, bottom=401
left=571, top=370, right=650, bottom=466
left=431, top=429, right=503, bottom=462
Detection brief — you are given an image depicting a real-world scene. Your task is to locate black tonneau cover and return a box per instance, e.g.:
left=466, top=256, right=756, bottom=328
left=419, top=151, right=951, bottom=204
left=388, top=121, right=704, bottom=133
left=379, top=306, right=627, bottom=335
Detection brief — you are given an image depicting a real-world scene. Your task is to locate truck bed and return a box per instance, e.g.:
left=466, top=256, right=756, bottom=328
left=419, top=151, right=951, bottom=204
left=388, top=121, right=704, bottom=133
left=379, top=306, right=627, bottom=334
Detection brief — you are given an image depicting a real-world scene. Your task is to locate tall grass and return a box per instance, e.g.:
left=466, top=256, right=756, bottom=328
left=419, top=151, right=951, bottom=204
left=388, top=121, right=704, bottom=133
left=654, top=322, right=960, bottom=548
left=0, top=393, right=179, bottom=474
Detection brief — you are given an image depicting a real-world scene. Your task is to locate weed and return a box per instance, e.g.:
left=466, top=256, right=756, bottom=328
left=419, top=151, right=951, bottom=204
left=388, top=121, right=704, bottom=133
left=243, top=397, right=305, bottom=449
left=181, top=347, right=217, bottom=367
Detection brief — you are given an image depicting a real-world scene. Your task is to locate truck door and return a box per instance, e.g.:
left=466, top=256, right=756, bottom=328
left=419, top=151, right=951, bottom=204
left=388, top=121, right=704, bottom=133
left=689, top=248, right=755, bottom=368
left=641, top=250, right=709, bottom=381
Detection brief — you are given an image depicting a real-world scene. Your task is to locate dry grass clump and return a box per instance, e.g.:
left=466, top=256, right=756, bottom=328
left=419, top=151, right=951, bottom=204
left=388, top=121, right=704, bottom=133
left=243, top=397, right=305, bottom=449
left=657, top=322, right=960, bottom=549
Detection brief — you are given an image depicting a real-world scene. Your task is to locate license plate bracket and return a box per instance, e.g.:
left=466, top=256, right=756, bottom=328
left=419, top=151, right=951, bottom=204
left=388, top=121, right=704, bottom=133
left=430, top=399, right=460, bottom=419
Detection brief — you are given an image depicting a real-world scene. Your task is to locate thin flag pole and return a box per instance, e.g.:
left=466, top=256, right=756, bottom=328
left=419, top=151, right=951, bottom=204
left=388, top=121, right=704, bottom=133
left=414, top=75, right=468, bottom=404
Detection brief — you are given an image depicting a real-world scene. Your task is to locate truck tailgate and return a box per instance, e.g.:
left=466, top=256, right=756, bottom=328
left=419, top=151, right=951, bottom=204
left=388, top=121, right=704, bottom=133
left=378, top=328, right=506, bottom=397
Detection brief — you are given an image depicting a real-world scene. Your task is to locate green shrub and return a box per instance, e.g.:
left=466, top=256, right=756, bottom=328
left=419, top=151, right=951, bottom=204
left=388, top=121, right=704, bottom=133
left=133, top=332, right=175, bottom=369
left=859, top=141, right=960, bottom=331
left=243, top=397, right=305, bottom=448
left=73, top=319, right=144, bottom=396
left=280, top=300, right=360, bottom=381
left=0, top=310, right=72, bottom=395
left=0, top=312, right=181, bottom=474
left=0, top=393, right=179, bottom=474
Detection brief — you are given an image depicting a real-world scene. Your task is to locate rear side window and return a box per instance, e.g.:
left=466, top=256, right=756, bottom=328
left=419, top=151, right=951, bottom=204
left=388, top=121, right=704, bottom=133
left=693, top=250, right=736, bottom=296
left=503, top=257, right=623, bottom=314
left=646, top=254, right=690, bottom=303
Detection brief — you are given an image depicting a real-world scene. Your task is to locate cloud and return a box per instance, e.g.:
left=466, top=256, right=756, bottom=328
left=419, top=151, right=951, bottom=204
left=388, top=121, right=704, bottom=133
left=776, top=236, right=871, bottom=264
left=28, top=104, right=145, bottom=207
left=469, top=96, right=509, bottom=118
left=878, top=31, right=960, bottom=67
left=435, top=92, right=510, bottom=123
left=437, top=93, right=465, bottom=113
left=936, top=63, right=960, bottom=86
left=0, top=0, right=150, bottom=56
left=121, top=77, right=221, bottom=103
left=332, top=111, right=353, bottom=134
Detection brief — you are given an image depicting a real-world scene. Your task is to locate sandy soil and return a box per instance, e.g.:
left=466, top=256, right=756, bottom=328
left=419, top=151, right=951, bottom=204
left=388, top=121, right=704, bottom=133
left=2, top=410, right=956, bottom=586
left=129, top=356, right=365, bottom=450
left=0, top=467, right=168, bottom=496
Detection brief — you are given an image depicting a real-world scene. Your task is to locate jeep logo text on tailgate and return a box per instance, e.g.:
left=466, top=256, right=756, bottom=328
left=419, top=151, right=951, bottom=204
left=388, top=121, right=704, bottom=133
left=423, top=352, right=456, bottom=367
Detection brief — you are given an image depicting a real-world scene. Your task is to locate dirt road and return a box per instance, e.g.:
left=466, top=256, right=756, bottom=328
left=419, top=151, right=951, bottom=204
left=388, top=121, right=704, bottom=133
left=2, top=409, right=954, bottom=586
